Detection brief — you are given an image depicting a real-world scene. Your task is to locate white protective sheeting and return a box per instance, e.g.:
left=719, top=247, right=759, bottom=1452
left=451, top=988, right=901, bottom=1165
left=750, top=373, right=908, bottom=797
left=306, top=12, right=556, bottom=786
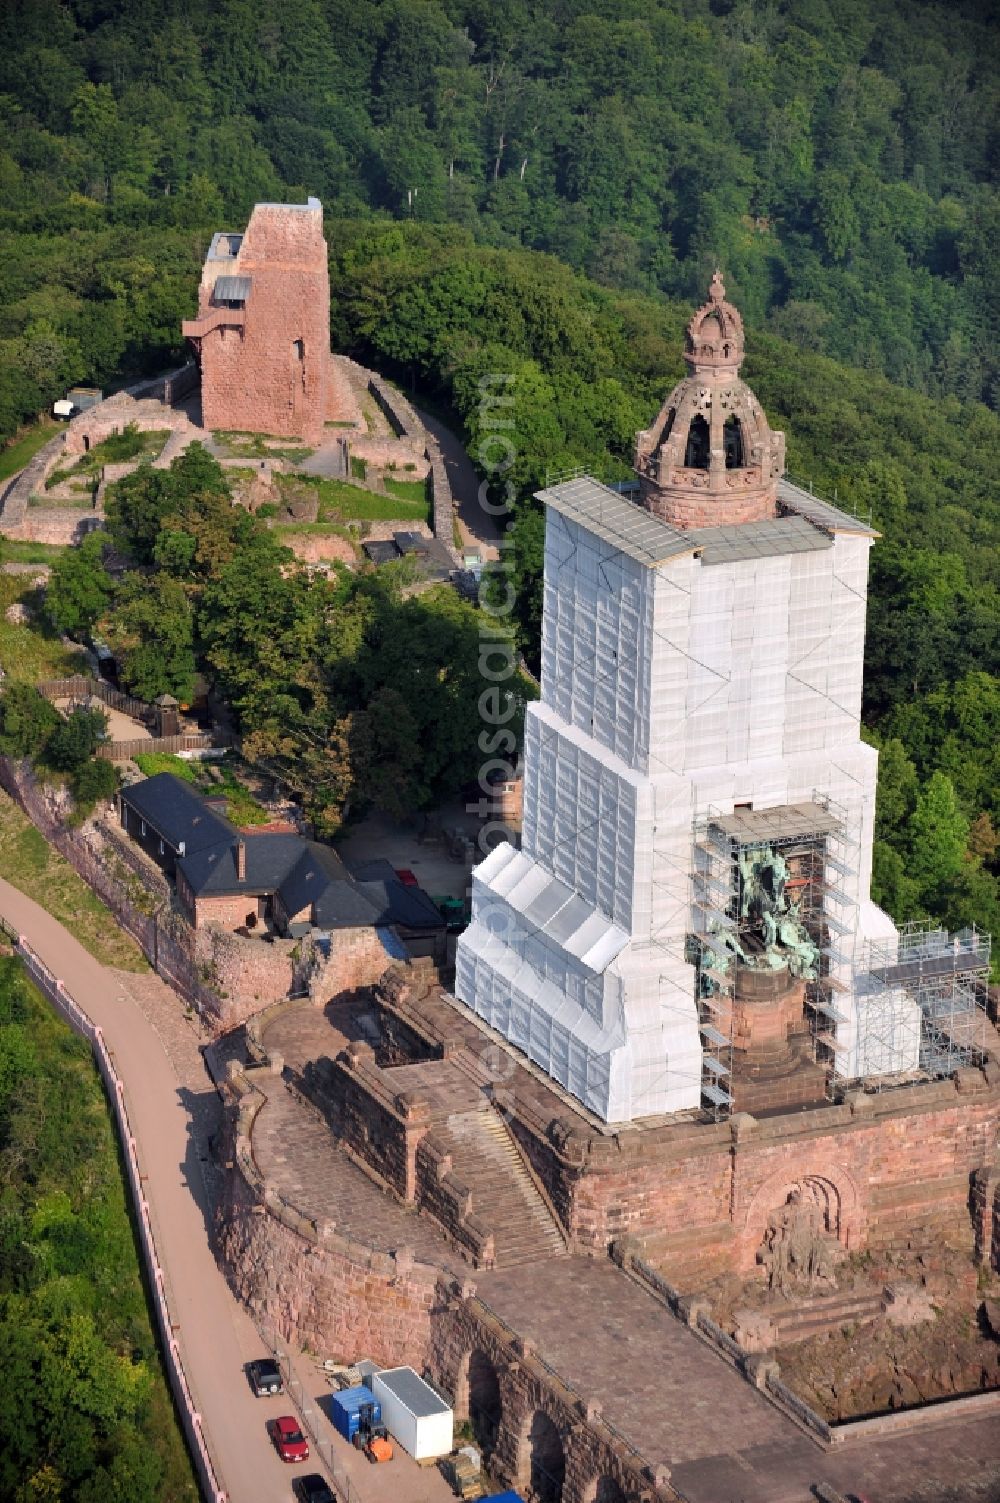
left=456, top=476, right=909, bottom=1121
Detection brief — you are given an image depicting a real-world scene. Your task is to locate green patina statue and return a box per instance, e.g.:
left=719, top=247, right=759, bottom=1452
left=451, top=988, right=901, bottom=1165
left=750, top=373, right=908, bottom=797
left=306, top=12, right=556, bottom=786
left=698, top=842, right=820, bottom=991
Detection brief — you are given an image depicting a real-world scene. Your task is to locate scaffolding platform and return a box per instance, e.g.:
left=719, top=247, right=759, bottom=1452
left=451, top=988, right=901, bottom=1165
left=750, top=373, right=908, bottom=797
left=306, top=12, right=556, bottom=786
left=848, top=922, right=992, bottom=1089
left=688, top=795, right=857, bottom=1117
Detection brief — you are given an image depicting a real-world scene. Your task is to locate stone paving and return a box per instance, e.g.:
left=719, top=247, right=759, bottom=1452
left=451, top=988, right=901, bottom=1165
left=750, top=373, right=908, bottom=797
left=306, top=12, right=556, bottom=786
left=249, top=1071, right=462, bottom=1271
left=477, top=1259, right=1000, bottom=1503
left=261, top=994, right=373, bottom=1072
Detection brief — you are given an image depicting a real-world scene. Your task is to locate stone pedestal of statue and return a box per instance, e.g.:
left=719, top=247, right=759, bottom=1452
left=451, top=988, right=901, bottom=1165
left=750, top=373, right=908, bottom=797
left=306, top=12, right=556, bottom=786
left=719, top=966, right=829, bottom=1114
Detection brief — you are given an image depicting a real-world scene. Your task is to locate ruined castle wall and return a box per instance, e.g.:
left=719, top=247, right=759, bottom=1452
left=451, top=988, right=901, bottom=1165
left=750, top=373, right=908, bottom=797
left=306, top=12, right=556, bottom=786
left=8, top=508, right=102, bottom=545
left=63, top=395, right=193, bottom=456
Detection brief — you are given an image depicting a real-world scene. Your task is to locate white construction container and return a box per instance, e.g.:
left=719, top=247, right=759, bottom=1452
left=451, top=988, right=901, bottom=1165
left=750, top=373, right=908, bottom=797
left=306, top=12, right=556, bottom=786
left=371, top=1367, right=453, bottom=1460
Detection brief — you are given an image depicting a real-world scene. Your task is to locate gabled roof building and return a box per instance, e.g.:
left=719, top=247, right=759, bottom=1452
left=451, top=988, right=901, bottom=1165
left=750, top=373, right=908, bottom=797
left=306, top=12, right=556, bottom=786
left=118, top=774, right=444, bottom=958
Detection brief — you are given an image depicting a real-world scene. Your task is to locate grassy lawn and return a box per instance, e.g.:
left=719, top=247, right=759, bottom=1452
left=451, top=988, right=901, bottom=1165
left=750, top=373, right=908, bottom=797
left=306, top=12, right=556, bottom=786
left=0, top=575, right=87, bottom=682
left=132, top=751, right=269, bottom=826
left=384, top=474, right=430, bottom=505
left=0, top=790, right=147, bottom=970
left=1, top=539, right=68, bottom=564
left=274, top=519, right=357, bottom=544
left=29, top=490, right=95, bottom=508
left=0, top=417, right=59, bottom=483
left=312, top=475, right=430, bottom=524
left=212, top=429, right=313, bottom=463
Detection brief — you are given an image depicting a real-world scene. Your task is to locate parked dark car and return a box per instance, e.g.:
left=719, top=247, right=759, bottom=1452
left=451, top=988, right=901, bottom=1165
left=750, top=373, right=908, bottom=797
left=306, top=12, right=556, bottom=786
left=246, top=1357, right=283, bottom=1396
left=294, top=1475, right=336, bottom=1503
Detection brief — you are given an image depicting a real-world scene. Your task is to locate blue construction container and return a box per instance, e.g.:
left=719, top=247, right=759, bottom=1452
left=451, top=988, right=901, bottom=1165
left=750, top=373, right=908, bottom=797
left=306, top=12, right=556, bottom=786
left=329, top=1385, right=382, bottom=1444
left=481, top=1495, right=526, bottom=1503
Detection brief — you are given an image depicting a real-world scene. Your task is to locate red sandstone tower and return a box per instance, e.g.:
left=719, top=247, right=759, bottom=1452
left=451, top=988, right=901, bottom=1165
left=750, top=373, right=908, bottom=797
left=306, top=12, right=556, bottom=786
left=183, top=197, right=330, bottom=444
left=634, top=271, right=786, bottom=529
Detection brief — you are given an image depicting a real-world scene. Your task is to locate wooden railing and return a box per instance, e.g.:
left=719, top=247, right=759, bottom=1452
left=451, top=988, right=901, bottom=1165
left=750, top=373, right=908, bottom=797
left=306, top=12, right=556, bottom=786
left=37, top=674, right=151, bottom=722
left=97, top=731, right=234, bottom=761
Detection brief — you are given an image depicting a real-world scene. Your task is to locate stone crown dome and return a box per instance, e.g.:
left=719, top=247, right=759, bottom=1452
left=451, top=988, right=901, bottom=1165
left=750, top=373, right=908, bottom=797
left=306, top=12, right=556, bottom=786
left=634, top=272, right=785, bottom=530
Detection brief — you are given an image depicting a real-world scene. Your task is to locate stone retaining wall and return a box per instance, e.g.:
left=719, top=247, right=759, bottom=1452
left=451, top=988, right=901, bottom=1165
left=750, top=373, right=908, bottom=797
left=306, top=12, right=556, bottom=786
left=215, top=1063, right=443, bottom=1366
left=11, top=505, right=103, bottom=545
left=430, top=1284, right=681, bottom=1503
left=491, top=1068, right=1000, bottom=1283
left=0, top=430, right=71, bottom=535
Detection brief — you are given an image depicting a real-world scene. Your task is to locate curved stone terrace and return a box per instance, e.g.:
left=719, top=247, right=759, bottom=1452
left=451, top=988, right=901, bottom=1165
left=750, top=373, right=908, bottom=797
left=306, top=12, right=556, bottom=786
left=248, top=1010, right=462, bottom=1273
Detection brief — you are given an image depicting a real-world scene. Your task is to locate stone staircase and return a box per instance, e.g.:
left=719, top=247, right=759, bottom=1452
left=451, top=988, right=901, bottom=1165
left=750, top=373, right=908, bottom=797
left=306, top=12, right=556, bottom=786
left=736, top=1288, right=885, bottom=1351
left=153, top=425, right=196, bottom=470
left=442, top=1107, right=568, bottom=1268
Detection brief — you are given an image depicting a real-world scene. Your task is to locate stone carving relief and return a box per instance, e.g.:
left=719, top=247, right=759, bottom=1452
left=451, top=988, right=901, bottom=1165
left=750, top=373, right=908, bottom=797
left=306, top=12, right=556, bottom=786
left=757, top=1181, right=845, bottom=1295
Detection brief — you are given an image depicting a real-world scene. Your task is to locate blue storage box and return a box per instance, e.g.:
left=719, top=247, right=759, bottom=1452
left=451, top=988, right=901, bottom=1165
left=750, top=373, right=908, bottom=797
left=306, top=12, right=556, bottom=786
left=329, top=1384, right=382, bottom=1443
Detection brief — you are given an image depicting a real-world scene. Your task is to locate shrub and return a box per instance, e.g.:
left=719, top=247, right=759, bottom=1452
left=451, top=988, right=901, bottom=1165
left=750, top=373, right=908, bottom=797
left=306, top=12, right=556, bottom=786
left=44, top=705, right=109, bottom=772
left=0, top=683, right=59, bottom=759
left=71, top=755, right=119, bottom=816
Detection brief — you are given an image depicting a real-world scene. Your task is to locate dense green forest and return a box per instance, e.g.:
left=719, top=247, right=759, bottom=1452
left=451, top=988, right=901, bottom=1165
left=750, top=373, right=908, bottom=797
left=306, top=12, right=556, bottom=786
left=0, top=955, right=196, bottom=1502
left=1, top=0, right=999, bottom=442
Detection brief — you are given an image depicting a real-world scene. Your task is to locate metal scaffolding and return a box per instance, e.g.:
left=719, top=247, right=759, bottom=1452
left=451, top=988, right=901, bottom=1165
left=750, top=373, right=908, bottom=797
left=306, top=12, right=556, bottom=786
left=687, top=795, right=858, bottom=1119
left=848, top=921, right=992, bottom=1089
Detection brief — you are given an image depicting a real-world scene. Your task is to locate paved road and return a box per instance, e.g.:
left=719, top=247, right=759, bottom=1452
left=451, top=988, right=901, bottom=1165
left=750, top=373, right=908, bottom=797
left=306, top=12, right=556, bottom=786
left=0, top=876, right=322, bottom=1503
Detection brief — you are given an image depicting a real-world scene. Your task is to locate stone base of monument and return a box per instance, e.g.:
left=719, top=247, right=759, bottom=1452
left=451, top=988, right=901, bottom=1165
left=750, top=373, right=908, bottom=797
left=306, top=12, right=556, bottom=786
left=720, top=967, right=829, bottom=1114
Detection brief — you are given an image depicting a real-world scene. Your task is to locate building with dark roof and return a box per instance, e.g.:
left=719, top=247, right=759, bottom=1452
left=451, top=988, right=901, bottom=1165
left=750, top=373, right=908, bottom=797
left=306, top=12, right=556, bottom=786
left=118, top=774, right=443, bottom=953
left=349, top=858, right=448, bottom=962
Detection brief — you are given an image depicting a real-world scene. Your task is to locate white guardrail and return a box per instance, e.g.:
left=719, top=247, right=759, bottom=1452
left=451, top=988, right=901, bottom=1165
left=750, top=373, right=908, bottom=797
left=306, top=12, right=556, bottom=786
left=11, top=929, right=229, bottom=1503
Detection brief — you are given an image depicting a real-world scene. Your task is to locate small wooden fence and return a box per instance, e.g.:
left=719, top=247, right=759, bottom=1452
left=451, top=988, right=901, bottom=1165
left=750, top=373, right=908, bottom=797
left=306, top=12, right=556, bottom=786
left=37, top=676, right=234, bottom=761
left=37, top=674, right=151, bottom=722
left=96, top=732, right=234, bottom=762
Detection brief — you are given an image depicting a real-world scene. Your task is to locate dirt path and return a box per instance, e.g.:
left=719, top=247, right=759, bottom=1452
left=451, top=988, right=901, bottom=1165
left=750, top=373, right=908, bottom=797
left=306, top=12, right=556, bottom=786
left=415, top=406, right=503, bottom=561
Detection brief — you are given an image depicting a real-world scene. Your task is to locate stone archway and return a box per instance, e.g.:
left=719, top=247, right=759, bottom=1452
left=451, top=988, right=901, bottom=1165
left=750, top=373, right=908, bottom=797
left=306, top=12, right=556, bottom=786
left=522, top=1409, right=565, bottom=1503
left=588, top=1476, right=627, bottom=1503
left=467, top=1347, right=502, bottom=1462
left=740, top=1165, right=863, bottom=1274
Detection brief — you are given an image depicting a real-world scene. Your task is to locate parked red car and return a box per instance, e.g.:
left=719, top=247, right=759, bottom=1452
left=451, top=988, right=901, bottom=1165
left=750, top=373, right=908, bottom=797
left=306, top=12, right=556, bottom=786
left=394, top=868, right=419, bottom=887
left=272, top=1415, right=310, bottom=1463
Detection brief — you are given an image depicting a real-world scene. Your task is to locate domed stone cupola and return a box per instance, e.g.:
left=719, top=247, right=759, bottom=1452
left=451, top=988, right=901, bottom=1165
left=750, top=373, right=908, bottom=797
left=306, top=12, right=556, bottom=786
left=634, top=272, right=785, bottom=529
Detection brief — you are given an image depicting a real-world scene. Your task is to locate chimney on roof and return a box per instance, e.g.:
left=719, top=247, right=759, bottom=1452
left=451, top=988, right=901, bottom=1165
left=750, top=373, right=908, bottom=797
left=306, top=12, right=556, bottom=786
left=236, top=839, right=246, bottom=882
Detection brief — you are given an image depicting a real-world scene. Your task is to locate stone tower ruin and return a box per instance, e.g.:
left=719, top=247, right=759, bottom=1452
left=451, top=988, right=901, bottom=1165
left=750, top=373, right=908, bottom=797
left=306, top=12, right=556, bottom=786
left=456, top=276, right=989, bottom=1124
left=183, top=197, right=330, bottom=443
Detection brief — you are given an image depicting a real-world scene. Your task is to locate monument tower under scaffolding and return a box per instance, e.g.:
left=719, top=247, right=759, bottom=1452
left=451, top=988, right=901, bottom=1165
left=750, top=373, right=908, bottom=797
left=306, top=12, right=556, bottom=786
left=456, top=276, right=990, bottom=1123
